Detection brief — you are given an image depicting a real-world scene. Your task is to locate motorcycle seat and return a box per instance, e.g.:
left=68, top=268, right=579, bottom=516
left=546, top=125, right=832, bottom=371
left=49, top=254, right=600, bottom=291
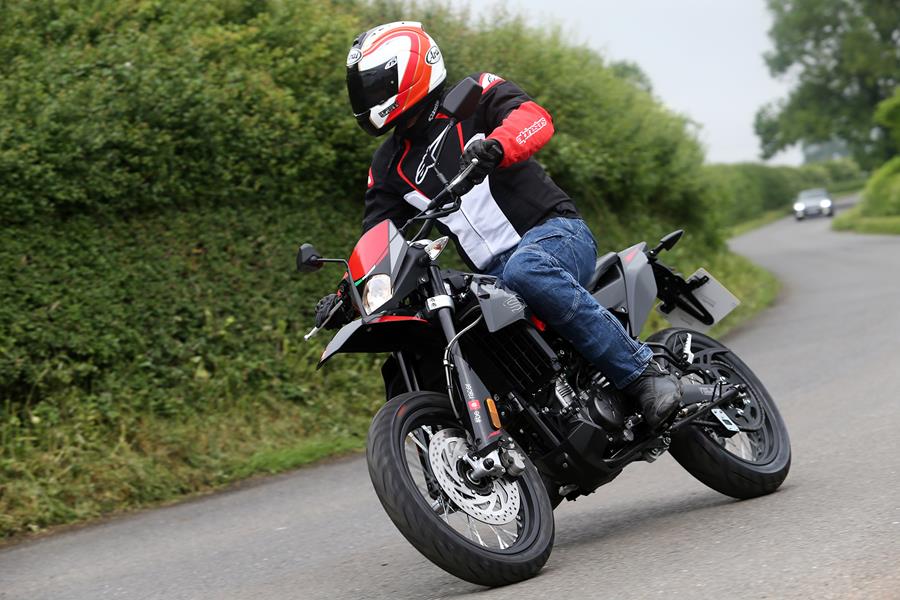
left=587, top=251, right=619, bottom=291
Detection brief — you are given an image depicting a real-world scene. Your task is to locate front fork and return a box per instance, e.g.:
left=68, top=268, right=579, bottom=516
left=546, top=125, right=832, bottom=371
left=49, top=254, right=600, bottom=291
left=426, top=265, right=502, bottom=456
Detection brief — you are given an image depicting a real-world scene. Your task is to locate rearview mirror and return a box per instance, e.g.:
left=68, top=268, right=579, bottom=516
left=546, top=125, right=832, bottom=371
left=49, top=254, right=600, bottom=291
left=296, top=243, right=324, bottom=273
left=441, top=77, right=483, bottom=121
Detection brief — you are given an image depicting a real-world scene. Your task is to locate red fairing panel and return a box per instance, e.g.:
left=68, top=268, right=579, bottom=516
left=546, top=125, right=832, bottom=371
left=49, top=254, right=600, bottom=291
left=372, top=315, right=428, bottom=324
left=487, top=101, right=555, bottom=168
left=348, top=219, right=391, bottom=281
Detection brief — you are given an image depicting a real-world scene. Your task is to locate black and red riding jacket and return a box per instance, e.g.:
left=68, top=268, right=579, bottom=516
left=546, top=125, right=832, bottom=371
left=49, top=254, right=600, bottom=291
left=362, top=73, right=578, bottom=272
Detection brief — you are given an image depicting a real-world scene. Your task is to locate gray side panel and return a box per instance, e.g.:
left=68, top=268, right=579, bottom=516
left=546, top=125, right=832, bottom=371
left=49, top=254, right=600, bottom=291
left=471, top=277, right=528, bottom=332
left=592, top=270, right=626, bottom=312
left=618, top=243, right=658, bottom=334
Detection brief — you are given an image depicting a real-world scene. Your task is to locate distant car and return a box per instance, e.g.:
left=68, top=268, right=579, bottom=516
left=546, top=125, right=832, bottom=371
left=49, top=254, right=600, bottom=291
left=793, top=188, right=834, bottom=220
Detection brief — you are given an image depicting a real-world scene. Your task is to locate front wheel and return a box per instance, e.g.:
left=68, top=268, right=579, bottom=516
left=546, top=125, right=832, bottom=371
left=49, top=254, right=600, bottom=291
left=366, top=392, right=555, bottom=587
left=649, top=329, right=791, bottom=499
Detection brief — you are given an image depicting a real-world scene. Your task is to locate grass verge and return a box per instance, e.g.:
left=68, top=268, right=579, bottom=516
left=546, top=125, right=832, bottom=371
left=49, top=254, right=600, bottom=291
left=728, top=208, right=791, bottom=238
left=832, top=205, right=900, bottom=235
left=828, top=179, right=868, bottom=196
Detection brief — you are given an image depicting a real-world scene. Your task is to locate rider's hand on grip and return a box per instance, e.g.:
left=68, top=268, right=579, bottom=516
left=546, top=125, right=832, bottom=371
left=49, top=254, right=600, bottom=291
left=459, top=138, right=504, bottom=187
left=315, top=292, right=350, bottom=330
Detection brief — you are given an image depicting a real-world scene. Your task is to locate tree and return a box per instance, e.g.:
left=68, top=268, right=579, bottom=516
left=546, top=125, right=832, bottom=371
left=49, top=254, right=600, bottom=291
left=609, top=60, right=653, bottom=94
left=755, top=0, right=900, bottom=169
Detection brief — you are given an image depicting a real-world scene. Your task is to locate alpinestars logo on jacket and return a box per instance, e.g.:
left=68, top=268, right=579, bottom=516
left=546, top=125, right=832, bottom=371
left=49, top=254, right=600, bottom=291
left=362, top=73, right=578, bottom=271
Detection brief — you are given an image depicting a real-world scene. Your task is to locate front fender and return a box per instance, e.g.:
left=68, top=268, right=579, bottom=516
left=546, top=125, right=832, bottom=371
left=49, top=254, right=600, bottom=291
left=317, top=315, right=434, bottom=369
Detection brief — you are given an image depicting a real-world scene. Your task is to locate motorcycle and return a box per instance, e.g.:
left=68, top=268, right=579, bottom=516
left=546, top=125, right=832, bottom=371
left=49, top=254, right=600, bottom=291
left=297, top=78, right=791, bottom=587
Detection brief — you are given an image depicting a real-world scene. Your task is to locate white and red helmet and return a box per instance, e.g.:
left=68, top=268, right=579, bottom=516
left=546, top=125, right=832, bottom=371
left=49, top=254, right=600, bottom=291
left=346, top=22, right=447, bottom=136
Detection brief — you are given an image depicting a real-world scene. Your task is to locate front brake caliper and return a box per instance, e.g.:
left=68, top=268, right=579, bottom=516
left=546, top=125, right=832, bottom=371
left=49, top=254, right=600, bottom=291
left=499, top=441, right=526, bottom=478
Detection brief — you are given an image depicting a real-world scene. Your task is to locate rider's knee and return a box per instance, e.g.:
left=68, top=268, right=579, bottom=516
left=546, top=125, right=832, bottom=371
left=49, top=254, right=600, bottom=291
left=502, top=245, right=551, bottom=292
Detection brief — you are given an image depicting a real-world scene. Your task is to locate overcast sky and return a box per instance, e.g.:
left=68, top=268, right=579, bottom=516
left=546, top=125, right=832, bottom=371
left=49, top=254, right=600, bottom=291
left=449, top=0, right=802, bottom=165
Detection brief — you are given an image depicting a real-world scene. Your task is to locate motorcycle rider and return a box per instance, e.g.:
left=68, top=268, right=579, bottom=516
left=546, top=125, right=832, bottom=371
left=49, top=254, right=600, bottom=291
left=316, top=22, right=682, bottom=429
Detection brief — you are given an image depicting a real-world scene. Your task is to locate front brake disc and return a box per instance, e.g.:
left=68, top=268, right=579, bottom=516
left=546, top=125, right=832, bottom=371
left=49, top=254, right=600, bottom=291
left=428, top=428, right=520, bottom=525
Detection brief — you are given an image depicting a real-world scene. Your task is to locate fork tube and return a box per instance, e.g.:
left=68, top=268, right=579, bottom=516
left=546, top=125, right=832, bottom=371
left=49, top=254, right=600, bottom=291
left=428, top=266, right=498, bottom=452
left=394, top=351, right=418, bottom=392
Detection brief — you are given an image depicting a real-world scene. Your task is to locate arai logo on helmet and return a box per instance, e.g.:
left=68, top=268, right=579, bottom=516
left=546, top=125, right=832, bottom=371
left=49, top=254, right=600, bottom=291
left=385, top=56, right=398, bottom=70
left=378, top=101, right=399, bottom=118
left=346, top=48, right=362, bottom=67
left=425, top=46, right=441, bottom=65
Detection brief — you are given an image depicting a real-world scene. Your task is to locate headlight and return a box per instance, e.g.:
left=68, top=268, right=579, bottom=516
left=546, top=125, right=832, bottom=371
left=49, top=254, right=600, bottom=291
left=793, top=202, right=805, bottom=212
left=820, top=199, right=832, bottom=208
left=362, top=273, right=393, bottom=313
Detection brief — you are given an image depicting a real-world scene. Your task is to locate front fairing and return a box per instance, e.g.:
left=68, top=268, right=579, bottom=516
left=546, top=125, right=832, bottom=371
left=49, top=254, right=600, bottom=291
left=317, top=314, right=434, bottom=368
left=318, top=219, right=442, bottom=368
left=348, top=219, right=427, bottom=316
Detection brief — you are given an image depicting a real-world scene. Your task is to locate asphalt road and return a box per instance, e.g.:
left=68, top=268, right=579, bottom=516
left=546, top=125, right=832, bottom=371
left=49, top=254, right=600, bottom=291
left=3, top=201, right=899, bottom=599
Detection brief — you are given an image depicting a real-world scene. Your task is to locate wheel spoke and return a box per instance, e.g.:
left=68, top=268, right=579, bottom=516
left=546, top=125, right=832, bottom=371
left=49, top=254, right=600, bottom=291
left=680, top=352, right=778, bottom=464
left=404, top=426, right=523, bottom=550
left=408, top=432, right=428, bottom=453
left=467, top=515, right=487, bottom=547
left=439, top=496, right=451, bottom=524
left=489, top=525, right=509, bottom=549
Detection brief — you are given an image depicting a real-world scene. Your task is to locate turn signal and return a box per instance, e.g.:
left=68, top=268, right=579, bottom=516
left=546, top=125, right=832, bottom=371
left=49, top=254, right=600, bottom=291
left=424, top=236, right=450, bottom=260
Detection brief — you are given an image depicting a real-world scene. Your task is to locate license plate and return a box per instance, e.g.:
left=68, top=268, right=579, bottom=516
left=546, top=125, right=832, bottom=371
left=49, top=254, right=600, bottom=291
left=657, top=268, right=740, bottom=332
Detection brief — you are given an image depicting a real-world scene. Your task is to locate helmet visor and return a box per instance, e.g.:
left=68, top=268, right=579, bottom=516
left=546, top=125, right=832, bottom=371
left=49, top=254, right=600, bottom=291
left=347, top=59, right=400, bottom=117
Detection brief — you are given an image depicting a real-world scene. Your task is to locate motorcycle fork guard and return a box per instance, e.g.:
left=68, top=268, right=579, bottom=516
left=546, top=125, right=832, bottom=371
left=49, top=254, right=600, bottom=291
left=449, top=351, right=504, bottom=455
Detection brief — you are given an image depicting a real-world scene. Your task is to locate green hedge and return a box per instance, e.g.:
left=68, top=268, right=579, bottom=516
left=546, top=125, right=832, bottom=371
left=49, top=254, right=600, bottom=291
left=0, top=0, right=779, bottom=536
left=705, top=159, right=861, bottom=226
left=1, top=0, right=714, bottom=243
left=0, top=0, right=370, bottom=223
left=857, top=156, right=900, bottom=217
left=0, top=0, right=724, bottom=408
left=851, top=89, right=900, bottom=219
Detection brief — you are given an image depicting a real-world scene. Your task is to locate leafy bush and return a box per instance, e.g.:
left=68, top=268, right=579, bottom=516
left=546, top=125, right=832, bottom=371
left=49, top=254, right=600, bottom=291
left=858, top=157, right=900, bottom=217
left=0, top=0, right=717, bottom=243
left=0, top=0, right=780, bottom=536
left=0, top=0, right=726, bottom=410
left=0, top=0, right=372, bottom=223
left=845, top=88, right=900, bottom=221
left=705, top=160, right=858, bottom=226
left=858, top=89, right=900, bottom=218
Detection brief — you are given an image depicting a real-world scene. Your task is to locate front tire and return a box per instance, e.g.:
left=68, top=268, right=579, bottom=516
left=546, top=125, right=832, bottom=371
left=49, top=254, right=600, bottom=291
left=367, top=392, right=555, bottom=587
left=648, top=329, right=791, bottom=499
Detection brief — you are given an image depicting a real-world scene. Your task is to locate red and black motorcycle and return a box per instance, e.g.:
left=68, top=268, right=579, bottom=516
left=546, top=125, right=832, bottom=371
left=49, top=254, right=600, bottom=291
left=298, top=79, right=791, bottom=587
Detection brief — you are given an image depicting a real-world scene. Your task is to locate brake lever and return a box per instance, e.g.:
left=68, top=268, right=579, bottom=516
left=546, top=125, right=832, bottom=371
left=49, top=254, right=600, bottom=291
left=304, top=299, right=346, bottom=341
left=448, top=157, right=479, bottom=193
left=422, top=157, right=480, bottom=213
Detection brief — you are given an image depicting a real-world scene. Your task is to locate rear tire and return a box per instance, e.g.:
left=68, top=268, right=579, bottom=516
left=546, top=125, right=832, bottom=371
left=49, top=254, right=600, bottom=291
left=648, top=329, right=791, bottom=499
left=367, top=392, right=555, bottom=586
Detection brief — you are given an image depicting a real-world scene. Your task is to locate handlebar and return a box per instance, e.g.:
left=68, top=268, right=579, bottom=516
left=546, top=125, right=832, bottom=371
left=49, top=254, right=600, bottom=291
left=305, top=119, right=484, bottom=339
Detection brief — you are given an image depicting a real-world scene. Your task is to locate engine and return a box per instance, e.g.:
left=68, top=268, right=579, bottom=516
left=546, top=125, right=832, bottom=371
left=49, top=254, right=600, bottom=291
left=554, top=368, right=635, bottom=436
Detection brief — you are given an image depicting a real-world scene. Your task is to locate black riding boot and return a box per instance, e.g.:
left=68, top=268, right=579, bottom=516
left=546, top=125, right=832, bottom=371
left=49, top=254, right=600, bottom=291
left=623, top=360, right=683, bottom=430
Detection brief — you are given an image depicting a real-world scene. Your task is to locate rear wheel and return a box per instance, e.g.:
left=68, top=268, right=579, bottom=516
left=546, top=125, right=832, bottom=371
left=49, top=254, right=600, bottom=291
left=649, top=329, right=791, bottom=499
left=367, top=392, right=554, bottom=586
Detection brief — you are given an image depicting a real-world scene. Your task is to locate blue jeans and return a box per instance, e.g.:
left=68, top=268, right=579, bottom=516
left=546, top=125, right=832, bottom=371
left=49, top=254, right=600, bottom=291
left=484, top=217, right=652, bottom=388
